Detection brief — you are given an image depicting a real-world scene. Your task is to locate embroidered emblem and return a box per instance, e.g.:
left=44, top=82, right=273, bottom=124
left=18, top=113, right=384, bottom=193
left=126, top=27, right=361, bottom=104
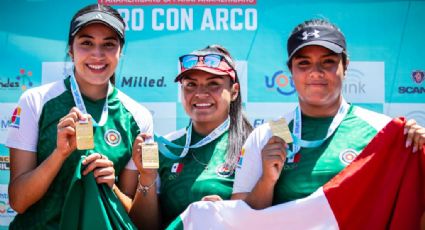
left=10, top=106, right=22, bottom=129
left=216, top=163, right=234, bottom=178
left=171, top=162, right=184, bottom=173
left=339, top=149, right=359, bottom=165
left=104, top=129, right=121, bottom=146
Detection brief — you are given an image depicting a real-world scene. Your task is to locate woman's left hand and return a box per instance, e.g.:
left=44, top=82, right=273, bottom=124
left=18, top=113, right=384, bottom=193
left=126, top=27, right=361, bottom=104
left=82, top=153, right=115, bottom=188
left=404, top=119, right=425, bottom=153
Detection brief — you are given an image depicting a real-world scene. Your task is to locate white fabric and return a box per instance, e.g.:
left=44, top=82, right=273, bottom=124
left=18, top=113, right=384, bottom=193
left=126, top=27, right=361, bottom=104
left=6, top=80, right=66, bottom=152
left=181, top=188, right=338, bottom=230
left=232, top=122, right=273, bottom=194
left=117, top=90, right=153, bottom=170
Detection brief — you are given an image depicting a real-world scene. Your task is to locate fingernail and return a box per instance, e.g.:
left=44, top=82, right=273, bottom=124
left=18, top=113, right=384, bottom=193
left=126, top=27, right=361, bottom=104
left=404, top=128, right=408, bottom=135
left=413, top=146, right=418, bottom=153
left=405, top=140, right=411, bottom=148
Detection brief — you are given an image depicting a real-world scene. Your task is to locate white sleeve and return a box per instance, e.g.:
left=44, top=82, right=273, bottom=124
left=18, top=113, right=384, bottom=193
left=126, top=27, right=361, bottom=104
left=125, top=104, right=154, bottom=170
left=233, top=123, right=273, bottom=194
left=6, top=90, right=40, bottom=152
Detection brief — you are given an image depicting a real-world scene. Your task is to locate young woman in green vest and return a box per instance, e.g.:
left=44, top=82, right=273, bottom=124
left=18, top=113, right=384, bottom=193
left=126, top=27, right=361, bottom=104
left=127, top=45, right=253, bottom=229
left=6, top=4, right=153, bottom=229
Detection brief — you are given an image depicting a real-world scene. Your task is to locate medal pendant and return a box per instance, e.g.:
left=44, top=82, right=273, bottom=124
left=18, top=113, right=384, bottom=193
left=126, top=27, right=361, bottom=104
left=141, top=142, right=159, bottom=169
left=76, top=119, right=94, bottom=150
left=270, top=118, right=293, bottom=143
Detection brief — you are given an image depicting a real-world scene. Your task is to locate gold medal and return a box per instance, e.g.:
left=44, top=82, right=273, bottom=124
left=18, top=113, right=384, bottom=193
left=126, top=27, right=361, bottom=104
left=269, top=118, right=293, bottom=143
left=75, top=119, right=94, bottom=150
left=141, top=142, right=159, bottom=169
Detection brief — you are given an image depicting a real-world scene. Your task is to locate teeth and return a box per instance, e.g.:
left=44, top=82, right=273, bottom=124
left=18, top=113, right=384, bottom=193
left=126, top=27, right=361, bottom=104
left=195, top=103, right=212, bottom=107
left=88, top=64, right=106, bottom=70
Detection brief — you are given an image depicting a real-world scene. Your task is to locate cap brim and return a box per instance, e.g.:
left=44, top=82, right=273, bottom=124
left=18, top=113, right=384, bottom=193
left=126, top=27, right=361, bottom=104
left=175, top=66, right=231, bottom=82
left=71, top=11, right=124, bottom=41
left=288, top=40, right=344, bottom=61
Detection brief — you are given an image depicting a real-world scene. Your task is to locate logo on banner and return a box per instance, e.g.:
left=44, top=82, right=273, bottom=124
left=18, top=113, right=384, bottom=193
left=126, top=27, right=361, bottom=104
left=9, top=107, right=21, bottom=129
left=0, top=69, right=33, bottom=91
left=0, top=190, right=16, bottom=217
left=412, top=70, right=425, bottom=84
left=406, top=110, right=425, bottom=127
left=0, top=157, right=10, bottom=170
left=120, top=76, right=167, bottom=88
left=253, top=118, right=265, bottom=128
left=398, top=69, right=425, bottom=94
left=265, top=70, right=296, bottom=96
left=344, top=69, right=366, bottom=94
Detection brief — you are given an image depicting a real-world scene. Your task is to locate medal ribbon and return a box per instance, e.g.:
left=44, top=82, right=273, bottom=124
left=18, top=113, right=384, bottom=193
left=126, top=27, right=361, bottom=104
left=155, top=117, right=230, bottom=160
left=284, top=99, right=350, bottom=159
left=69, top=73, right=111, bottom=127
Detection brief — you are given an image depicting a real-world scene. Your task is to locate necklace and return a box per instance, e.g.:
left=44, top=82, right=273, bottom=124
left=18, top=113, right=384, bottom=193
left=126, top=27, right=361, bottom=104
left=191, top=151, right=209, bottom=171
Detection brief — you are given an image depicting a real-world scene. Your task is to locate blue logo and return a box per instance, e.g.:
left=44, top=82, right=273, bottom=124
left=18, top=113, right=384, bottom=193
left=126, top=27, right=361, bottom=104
left=265, top=70, right=296, bottom=95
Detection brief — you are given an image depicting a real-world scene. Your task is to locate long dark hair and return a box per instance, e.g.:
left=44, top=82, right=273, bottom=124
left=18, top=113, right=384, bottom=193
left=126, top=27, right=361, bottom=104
left=67, top=4, right=125, bottom=84
left=202, top=45, right=253, bottom=172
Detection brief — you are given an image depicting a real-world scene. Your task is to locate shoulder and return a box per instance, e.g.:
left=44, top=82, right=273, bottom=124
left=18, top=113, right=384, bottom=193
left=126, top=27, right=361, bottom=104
left=116, top=89, right=153, bottom=122
left=350, top=105, right=391, bottom=131
left=20, top=80, right=66, bottom=104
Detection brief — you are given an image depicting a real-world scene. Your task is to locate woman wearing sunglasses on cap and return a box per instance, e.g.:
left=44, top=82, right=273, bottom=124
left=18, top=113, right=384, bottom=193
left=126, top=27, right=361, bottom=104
left=128, top=45, right=253, bottom=229
left=6, top=4, right=152, bottom=228
left=231, top=18, right=425, bottom=213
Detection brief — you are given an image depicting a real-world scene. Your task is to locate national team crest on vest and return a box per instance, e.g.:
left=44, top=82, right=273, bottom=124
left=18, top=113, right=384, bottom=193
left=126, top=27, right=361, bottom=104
left=216, top=163, right=234, bottom=178
left=104, top=129, right=121, bottom=146
left=339, top=149, right=359, bottom=165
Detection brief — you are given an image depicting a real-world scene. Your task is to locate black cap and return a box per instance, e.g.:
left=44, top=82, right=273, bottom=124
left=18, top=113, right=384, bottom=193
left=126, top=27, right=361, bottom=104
left=70, top=9, right=125, bottom=43
left=287, top=25, right=346, bottom=61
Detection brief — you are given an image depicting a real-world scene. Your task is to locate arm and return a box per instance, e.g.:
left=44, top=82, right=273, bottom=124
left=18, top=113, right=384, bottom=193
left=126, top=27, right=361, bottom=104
left=113, top=169, right=139, bottom=212
left=9, top=107, right=84, bottom=213
left=231, top=136, right=287, bottom=209
left=128, top=134, right=161, bottom=230
left=9, top=148, right=68, bottom=213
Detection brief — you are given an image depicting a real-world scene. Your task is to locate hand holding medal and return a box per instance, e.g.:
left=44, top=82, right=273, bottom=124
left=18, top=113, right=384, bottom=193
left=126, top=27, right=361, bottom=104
left=75, top=116, right=94, bottom=150
left=269, top=117, right=293, bottom=144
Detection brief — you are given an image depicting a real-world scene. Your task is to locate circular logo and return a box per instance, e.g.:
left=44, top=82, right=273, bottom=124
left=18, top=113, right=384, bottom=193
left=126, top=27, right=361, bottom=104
left=215, top=163, right=234, bottom=178
left=104, top=129, right=121, bottom=146
left=339, top=149, right=359, bottom=165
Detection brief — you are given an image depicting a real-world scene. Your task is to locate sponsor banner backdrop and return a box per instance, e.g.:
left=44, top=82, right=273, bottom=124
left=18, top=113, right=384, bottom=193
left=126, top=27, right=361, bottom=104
left=0, top=0, right=424, bottom=226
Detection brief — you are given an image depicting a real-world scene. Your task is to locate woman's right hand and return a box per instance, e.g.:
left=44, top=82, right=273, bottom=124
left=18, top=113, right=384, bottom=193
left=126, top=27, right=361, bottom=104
left=132, top=133, right=158, bottom=179
left=56, top=107, right=87, bottom=158
left=260, top=136, right=288, bottom=184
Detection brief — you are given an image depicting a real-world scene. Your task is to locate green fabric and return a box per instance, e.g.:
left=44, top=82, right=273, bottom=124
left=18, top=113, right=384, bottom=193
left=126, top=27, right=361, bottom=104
left=159, top=128, right=233, bottom=226
left=273, top=105, right=380, bottom=204
left=165, top=216, right=184, bottom=230
left=9, top=77, right=141, bottom=229
left=60, top=156, right=136, bottom=230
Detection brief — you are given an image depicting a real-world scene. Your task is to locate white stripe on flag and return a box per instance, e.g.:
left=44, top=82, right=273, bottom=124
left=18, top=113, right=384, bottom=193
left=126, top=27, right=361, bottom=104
left=181, top=188, right=338, bottom=230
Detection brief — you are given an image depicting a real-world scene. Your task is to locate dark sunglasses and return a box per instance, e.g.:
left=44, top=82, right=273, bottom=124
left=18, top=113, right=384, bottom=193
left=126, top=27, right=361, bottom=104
left=179, top=54, right=234, bottom=71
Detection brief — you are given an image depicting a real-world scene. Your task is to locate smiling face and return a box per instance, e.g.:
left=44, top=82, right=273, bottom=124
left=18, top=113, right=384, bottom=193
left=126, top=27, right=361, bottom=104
left=290, top=45, right=347, bottom=117
left=69, top=23, right=121, bottom=88
left=181, top=70, right=239, bottom=134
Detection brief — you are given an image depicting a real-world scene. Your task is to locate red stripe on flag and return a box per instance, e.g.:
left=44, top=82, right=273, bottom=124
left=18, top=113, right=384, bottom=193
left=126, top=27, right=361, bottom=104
left=323, top=118, right=425, bottom=229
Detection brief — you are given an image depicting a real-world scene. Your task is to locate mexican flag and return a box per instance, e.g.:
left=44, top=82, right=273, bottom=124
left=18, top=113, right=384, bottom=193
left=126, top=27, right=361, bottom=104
left=168, top=118, right=425, bottom=229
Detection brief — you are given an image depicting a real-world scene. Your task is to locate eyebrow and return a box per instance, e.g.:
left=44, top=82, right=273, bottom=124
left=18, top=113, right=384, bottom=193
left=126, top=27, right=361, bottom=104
left=183, top=75, right=224, bottom=81
left=76, top=34, right=118, bottom=41
left=294, top=52, right=339, bottom=60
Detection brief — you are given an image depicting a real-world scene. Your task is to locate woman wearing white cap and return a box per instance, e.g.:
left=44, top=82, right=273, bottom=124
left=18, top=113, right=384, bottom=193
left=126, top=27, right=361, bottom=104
left=231, top=19, right=425, bottom=209
left=128, top=45, right=253, bottom=229
left=6, top=4, right=152, bottom=228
